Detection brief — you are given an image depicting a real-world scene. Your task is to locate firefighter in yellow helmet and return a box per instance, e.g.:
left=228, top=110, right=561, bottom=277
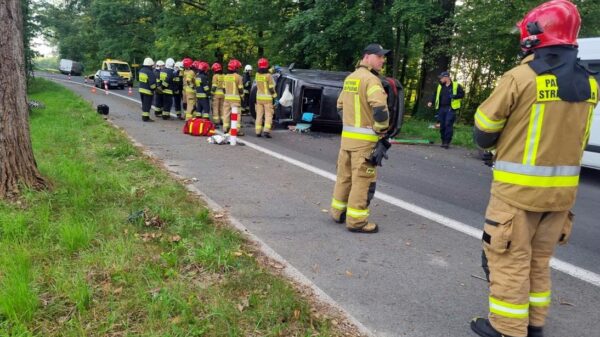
left=330, top=44, right=390, bottom=234
left=211, top=63, right=225, bottom=126
left=222, top=59, right=245, bottom=135
left=182, top=58, right=196, bottom=120
left=254, top=58, right=277, bottom=138
left=470, top=1, right=598, bottom=337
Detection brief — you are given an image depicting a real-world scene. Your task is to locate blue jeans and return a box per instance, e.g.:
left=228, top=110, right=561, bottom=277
left=438, top=106, right=456, bottom=144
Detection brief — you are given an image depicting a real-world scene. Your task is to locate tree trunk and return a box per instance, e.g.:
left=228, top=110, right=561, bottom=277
left=413, top=0, right=456, bottom=117
left=0, top=0, right=47, bottom=199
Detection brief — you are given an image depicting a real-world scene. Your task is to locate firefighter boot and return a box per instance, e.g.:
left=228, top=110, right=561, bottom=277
left=142, top=116, right=154, bottom=122
left=347, top=222, right=378, bottom=234
left=527, top=326, right=543, bottom=337
left=471, top=318, right=517, bottom=337
left=263, top=131, right=272, bottom=138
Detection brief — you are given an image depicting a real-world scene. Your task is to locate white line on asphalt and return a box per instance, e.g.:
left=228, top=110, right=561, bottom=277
left=48, top=75, right=600, bottom=288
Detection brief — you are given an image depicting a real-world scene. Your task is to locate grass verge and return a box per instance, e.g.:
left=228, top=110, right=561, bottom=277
left=0, top=79, right=346, bottom=336
left=398, top=117, right=474, bottom=148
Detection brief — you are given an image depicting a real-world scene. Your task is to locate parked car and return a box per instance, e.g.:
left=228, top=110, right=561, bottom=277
left=578, top=37, right=600, bottom=170
left=58, top=59, right=84, bottom=76
left=102, top=59, right=133, bottom=86
left=93, top=70, right=126, bottom=89
left=248, top=64, right=404, bottom=137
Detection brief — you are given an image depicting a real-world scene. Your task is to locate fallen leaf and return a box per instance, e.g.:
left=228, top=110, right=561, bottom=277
left=170, top=316, right=182, bottom=324
left=293, top=309, right=301, bottom=320
left=321, top=209, right=328, bottom=213
left=113, top=287, right=123, bottom=295
left=171, top=235, right=182, bottom=243
left=345, top=270, right=353, bottom=277
left=214, top=213, right=225, bottom=219
left=233, top=251, right=243, bottom=257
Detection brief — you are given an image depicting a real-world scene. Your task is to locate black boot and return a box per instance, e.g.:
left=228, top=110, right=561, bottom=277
left=528, top=326, right=543, bottom=337
left=162, top=114, right=171, bottom=120
left=142, top=116, right=154, bottom=122
left=263, top=132, right=272, bottom=138
left=334, top=211, right=346, bottom=224
left=470, top=318, right=516, bottom=337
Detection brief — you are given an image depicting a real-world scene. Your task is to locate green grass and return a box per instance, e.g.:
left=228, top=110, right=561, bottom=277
left=0, top=79, right=339, bottom=336
left=398, top=117, right=475, bottom=148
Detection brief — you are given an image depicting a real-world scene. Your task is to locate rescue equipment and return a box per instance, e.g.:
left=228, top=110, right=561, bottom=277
left=183, top=118, right=216, bottom=136
left=97, top=104, right=109, bottom=115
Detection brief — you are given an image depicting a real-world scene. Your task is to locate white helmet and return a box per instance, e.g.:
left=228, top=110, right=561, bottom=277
left=143, top=57, right=154, bottom=66
left=156, top=60, right=165, bottom=67
left=165, top=58, right=175, bottom=69
left=244, top=64, right=253, bottom=72
left=175, top=61, right=183, bottom=69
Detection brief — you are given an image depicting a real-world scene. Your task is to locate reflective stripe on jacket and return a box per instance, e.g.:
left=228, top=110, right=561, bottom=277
left=474, top=54, right=599, bottom=211
left=138, top=66, right=156, bottom=96
left=195, top=73, right=210, bottom=98
left=211, top=74, right=225, bottom=97
left=223, top=73, right=243, bottom=102
left=183, top=69, right=196, bottom=94
left=337, top=64, right=389, bottom=150
left=255, top=73, right=277, bottom=102
left=160, top=68, right=174, bottom=95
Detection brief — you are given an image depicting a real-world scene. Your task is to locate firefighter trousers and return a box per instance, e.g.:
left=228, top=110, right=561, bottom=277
left=140, top=93, right=153, bottom=117
left=212, top=96, right=224, bottom=124
left=162, top=94, right=173, bottom=117
left=173, top=93, right=182, bottom=116
left=153, top=92, right=163, bottom=116
left=482, top=195, right=572, bottom=337
left=196, top=98, right=210, bottom=119
left=223, top=100, right=243, bottom=133
left=185, top=91, right=196, bottom=120
left=330, top=147, right=377, bottom=230
left=255, top=101, right=274, bottom=135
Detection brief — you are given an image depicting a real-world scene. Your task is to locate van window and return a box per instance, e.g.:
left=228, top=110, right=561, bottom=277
left=111, top=63, right=130, bottom=72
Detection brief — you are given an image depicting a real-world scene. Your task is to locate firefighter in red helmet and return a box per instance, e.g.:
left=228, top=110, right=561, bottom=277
left=195, top=61, right=211, bottom=119
left=254, top=57, right=277, bottom=138
left=182, top=58, right=196, bottom=120
left=470, top=1, right=598, bottom=337
left=211, top=62, right=225, bottom=126
left=222, top=59, right=245, bottom=135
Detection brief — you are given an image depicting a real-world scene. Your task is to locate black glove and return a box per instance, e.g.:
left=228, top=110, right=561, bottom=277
left=368, top=138, right=392, bottom=167
left=482, top=150, right=494, bottom=167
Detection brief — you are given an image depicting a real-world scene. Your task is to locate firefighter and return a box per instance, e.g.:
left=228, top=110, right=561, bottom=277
left=242, top=64, right=253, bottom=115
left=211, top=62, right=225, bottom=126
left=330, top=44, right=390, bottom=234
left=195, top=61, right=211, bottom=119
left=222, top=59, right=245, bottom=135
left=173, top=61, right=184, bottom=119
left=160, top=58, right=176, bottom=120
left=152, top=60, right=165, bottom=117
left=470, top=2, right=598, bottom=337
left=254, top=58, right=277, bottom=138
left=182, top=58, right=196, bottom=121
left=138, top=57, right=157, bottom=122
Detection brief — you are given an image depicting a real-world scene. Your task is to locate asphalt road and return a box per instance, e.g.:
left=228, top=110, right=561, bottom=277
left=41, top=73, right=600, bottom=337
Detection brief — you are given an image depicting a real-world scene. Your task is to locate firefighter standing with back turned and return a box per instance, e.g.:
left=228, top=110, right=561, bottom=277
left=330, top=44, right=390, bottom=234
left=138, top=57, right=157, bottom=122
left=222, top=59, right=245, bottom=135
left=470, top=1, right=598, bottom=337
left=254, top=58, right=277, bottom=138
left=211, top=63, right=225, bottom=127
left=195, top=61, right=212, bottom=119
left=182, top=58, right=196, bottom=121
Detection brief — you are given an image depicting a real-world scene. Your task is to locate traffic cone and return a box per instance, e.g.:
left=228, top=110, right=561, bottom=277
left=91, top=85, right=96, bottom=94
left=128, top=86, right=133, bottom=96
left=104, top=80, right=109, bottom=95
left=230, top=106, right=238, bottom=146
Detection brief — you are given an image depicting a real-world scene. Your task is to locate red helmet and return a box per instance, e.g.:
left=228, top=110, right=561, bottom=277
left=257, top=58, right=269, bottom=69
left=211, top=62, right=222, bottom=72
left=191, top=60, right=201, bottom=70
left=227, top=59, right=242, bottom=72
left=517, top=0, right=580, bottom=52
left=182, top=58, right=193, bottom=69
left=198, top=62, right=210, bottom=72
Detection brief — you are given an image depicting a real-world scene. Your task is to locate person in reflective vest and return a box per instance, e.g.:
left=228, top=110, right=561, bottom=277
left=173, top=61, right=184, bottom=120
left=211, top=63, right=225, bottom=126
left=330, top=44, right=390, bottom=234
left=222, top=59, right=245, bottom=135
left=139, top=57, right=157, bottom=122
left=195, top=61, right=211, bottom=119
left=427, top=71, right=464, bottom=148
left=254, top=58, right=277, bottom=138
left=470, top=2, right=599, bottom=337
left=182, top=58, right=196, bottom=120
left=160, top=58, right=175, bottom=120
left=152, top=60, right=164, bottom=117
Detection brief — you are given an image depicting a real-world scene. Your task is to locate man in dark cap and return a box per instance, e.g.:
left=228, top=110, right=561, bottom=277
left=427, top=71, right=465, bottom=148
left=330, top=43, right=390, bottom=233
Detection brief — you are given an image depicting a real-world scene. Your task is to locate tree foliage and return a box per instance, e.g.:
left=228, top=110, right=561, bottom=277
left=36, top=0, right=600, bottom=120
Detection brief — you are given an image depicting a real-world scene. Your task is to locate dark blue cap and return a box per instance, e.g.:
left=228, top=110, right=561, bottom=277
left=439, top=71, right=450, bottom=78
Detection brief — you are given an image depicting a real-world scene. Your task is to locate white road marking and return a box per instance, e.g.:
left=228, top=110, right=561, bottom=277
left=48, top=75, right=600, bottom=288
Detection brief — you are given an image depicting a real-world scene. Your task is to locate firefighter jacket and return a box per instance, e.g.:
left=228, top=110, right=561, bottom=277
left=211, top=73, right=225, bottom=97
left=183, top=69, right=196, bottom=95
left=223, top=72, right=244, bottom=102
left=159, top=68, right=175, bottom=95
left=243, top=72, right=252, bottom=94
left=474, top=54, right=599, bottom=211
left=434, top=81, right=464, bottom=110
left=195, top=73, right=211, bottom=99
left=138, top=66, right=156, bottom=96
left=337, top=63, right=390, bottom=151
left=154, top=68, right=162, bottom=92
left=255, top=71, right=277, bottom=102
left=173, top=69, right=182, bottom=95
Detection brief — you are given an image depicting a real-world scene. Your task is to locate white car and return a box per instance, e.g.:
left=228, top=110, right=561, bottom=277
left=578, top=38, right=600, bottom=170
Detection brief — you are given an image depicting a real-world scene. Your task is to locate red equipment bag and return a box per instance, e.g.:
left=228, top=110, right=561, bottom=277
left=183, top=118, right=216, bottom=136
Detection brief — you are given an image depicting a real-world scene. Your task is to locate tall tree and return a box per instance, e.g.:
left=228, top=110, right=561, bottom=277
left=0, top=0, right=47, bottom=199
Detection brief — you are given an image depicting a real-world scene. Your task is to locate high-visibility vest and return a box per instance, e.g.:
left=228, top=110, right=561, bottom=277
left=435, top=82, right=462, bottom=110
left=255, top=73, right=276, bottom=102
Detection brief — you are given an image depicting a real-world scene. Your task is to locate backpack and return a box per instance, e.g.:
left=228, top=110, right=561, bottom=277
left=183, top=118, right=216, bottom=136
